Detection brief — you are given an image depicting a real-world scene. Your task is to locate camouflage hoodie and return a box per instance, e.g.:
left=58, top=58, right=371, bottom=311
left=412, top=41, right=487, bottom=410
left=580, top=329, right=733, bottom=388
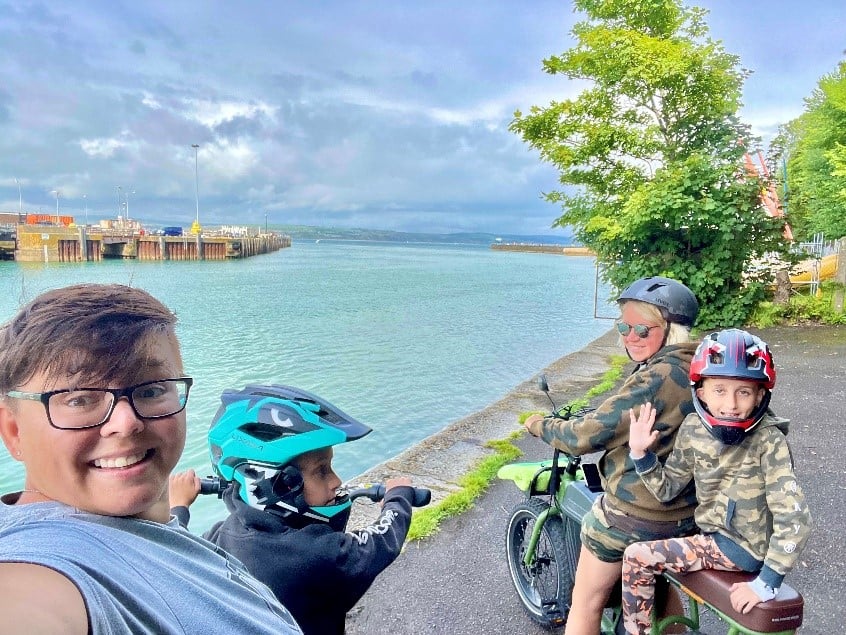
left=528, top=342, right=698, bottom=522
left=633, top=412, right=812, bottom=588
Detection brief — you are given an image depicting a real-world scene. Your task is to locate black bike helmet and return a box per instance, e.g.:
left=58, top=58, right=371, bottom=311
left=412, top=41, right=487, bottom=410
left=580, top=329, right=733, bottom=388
left=208, top=384, right=371, bottom=527
left=616, top=276, right=699, bottom=327
left=689, top=329, right=775, bottom=445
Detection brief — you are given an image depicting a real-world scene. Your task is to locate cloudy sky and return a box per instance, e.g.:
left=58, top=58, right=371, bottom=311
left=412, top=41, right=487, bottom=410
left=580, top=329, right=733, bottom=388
left=1, top=1, right=843, bottom=235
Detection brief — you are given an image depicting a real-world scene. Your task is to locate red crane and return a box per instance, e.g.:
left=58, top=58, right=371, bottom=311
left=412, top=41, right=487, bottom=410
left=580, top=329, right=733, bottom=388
left=743, top=150, right=794, bottom=241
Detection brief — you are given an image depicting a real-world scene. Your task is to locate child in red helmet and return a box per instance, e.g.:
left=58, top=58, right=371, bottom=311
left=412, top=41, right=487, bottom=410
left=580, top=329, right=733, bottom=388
left=621, top=329, right=811, bottom=635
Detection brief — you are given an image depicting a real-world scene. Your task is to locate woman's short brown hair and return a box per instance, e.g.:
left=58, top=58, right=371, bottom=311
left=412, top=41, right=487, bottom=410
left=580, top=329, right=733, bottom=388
left=0, top=284, right=180, bottom=393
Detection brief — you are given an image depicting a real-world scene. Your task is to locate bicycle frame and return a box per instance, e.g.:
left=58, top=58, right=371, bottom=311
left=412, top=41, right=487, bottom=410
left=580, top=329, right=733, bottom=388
left=505, top=454, right=579, bottom=568
left=499, top=448, right=622, bottom=633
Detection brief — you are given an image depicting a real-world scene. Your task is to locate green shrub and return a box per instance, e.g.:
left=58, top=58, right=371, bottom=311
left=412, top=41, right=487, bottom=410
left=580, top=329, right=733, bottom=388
left=750, top=282, right=846, bottom=326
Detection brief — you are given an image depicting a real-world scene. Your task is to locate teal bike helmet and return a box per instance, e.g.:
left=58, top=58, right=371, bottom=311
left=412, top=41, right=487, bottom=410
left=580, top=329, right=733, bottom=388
left=208, top=384, right=371, bottom=527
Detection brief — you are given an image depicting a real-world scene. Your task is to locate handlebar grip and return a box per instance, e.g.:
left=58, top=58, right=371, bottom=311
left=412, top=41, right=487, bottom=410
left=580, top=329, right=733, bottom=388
left=385, top=484, right=430, bottom=507
left=350, top=483, right=432, bottom=507
left=199, top=476, right=225, bottom=497
left=370, top=484, right=431, bottom=507
left=412, top=487, right=432, bottom=507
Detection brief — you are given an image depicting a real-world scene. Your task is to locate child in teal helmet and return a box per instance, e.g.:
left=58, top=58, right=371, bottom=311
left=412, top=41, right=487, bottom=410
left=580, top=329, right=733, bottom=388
left=170, top=384, right=417, bottom=635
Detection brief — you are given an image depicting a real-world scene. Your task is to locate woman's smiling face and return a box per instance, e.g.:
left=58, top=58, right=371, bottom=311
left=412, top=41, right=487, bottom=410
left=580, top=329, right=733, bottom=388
left=618, top=302, right=665, bottom=363
left=0, top=331, right=187, bottom=522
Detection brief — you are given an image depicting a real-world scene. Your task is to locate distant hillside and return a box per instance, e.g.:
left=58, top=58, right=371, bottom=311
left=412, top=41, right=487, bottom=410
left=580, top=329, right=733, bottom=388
left=274, top=224, right=574, bottom=246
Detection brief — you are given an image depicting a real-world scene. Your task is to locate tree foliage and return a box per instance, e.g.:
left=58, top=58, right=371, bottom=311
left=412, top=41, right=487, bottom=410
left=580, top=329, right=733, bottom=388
left=772, top=61, right=846, bottom=241
left=511, top=0, right=792, bottom=328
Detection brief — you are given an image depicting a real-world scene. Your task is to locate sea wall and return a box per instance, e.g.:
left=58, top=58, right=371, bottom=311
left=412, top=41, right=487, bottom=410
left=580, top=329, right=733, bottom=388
left=491, top=243, right=595, bottom=256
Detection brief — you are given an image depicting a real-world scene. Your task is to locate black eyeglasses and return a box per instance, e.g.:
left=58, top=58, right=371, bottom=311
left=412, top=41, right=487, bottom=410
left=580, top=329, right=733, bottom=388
left=616, top=322, right=661, bottom=339
left=5, top=377, right=193, bottom=430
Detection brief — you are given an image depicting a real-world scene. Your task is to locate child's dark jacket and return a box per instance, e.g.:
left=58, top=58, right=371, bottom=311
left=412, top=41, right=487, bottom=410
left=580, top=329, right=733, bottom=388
left=193, top=484, right=414, bottom=635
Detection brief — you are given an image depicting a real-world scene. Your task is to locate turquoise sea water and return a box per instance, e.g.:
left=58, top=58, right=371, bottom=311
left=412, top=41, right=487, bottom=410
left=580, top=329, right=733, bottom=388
left=0, top=240, right=614, bottom=532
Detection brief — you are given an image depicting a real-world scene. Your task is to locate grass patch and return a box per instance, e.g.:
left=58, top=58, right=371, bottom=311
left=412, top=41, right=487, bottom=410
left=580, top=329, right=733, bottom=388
left=407, top=434, right=522, bottom=541
left=586, top=355, right=629, bottom=396
left=406, top=353, right=630, bottom=541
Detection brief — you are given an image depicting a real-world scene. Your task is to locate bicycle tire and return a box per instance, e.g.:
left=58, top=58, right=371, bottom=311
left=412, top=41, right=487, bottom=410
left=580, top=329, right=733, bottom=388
left=505, top=497, right=580, bottom=629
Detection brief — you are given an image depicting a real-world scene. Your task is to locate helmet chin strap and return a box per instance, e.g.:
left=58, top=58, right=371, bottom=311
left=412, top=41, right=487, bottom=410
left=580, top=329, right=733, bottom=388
left=237, top=463, right=351, bottom=529
left=662, top=321, right=671, bottom=345
left=249, top=474, right=282, bottom=507
left=707, top=414, right=747, bottom=424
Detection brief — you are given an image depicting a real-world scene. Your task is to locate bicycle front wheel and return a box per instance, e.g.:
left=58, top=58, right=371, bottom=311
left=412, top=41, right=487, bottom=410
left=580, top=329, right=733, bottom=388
left=505, top=497, right=580, bottom=629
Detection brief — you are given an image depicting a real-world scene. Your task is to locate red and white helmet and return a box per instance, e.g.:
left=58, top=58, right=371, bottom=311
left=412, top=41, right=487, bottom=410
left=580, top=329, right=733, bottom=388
left=689, top=329, right=776, bottom=444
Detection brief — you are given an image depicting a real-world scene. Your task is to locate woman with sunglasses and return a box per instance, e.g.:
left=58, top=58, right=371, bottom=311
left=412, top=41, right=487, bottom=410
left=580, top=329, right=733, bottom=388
left=0, top=284, right=302, bottom=635
left=524, top=276, right=699, bottom=635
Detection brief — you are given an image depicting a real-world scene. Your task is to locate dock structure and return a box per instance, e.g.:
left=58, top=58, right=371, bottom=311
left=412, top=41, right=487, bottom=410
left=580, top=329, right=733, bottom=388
left=491, top=242, right=595, bottom=256
left=5, top=224, right=290, bottom=263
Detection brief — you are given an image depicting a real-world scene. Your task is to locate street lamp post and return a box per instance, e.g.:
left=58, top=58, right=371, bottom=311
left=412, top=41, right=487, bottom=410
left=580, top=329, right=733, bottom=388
left=116, top=186, right=122, bottom=223
left=83, top=194, right=88, bottom=226
left=14, top=177, right=22, bottom=216
left=52, top=189, right=60, bottom=225
left=126, top=188, right=134, bottom=221
left=265, top=212, right=268, bottom=234
left=192, top=144, right=200, bottom=229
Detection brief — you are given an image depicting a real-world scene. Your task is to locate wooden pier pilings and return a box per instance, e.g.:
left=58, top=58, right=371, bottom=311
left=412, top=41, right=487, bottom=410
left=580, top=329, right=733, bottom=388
left=11, top=226, right=291, bottom=263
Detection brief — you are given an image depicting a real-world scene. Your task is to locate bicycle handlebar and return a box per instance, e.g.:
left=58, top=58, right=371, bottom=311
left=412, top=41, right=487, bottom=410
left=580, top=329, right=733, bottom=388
left=347, top=483, right=432, bottom=507
left=198, top=476, right=431, bottom=507
left=551, top=404, right=595, bottom=420
left=199, top=476, right=226, bottom=497
left=537, top=373, right=595, bottom=422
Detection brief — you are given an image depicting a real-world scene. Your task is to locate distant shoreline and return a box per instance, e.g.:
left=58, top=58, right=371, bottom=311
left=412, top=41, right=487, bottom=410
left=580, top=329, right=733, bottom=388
left=278, top=225, right=574, bottom=246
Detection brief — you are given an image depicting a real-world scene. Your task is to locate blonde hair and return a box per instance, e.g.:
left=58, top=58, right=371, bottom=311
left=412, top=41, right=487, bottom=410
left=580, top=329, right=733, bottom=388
left=619, top=300, right=692, bottom=347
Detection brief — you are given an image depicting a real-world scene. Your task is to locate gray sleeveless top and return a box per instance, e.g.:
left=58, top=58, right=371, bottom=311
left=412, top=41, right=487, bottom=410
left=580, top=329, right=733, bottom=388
left=0, top=498, right=301, bottom=634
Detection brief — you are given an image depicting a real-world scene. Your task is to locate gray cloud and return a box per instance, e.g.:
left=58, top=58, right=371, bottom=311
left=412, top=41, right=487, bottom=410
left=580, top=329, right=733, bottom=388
left=1, top=0, right=843, bottom=233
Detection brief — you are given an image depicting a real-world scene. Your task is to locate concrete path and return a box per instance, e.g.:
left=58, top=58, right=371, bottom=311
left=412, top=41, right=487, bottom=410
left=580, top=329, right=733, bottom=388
left=345, top=325, right=845, bottom=634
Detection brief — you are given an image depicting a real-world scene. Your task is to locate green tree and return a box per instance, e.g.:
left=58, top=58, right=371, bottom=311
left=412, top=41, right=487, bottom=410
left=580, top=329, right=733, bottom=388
left=511, top=0, right=792, bottom=328
left=775, top=61, right=846, bottom=241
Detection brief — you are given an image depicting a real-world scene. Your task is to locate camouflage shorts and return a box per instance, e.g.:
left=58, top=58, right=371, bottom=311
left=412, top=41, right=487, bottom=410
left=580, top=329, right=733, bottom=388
left=580, top=496, right=697, bottom=563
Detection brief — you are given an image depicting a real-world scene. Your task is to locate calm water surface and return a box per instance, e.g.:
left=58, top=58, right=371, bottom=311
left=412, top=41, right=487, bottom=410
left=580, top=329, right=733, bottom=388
left=0, top=241, right=614, bottom=532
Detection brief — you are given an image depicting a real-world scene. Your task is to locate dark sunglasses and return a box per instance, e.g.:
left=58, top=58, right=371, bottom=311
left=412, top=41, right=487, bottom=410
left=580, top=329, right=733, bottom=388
left=616, top=321, right=661, bottom=339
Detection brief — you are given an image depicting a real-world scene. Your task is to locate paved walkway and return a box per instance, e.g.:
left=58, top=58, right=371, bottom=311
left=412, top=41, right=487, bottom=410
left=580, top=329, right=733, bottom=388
left=346, top=325, right=845, bottom=634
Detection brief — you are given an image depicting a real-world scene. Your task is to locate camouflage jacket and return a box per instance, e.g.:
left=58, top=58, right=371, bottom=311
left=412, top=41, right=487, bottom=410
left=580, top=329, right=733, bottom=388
left=633, top=413, right=812, bottom=588
left=528, top=342, right=698, bottom=522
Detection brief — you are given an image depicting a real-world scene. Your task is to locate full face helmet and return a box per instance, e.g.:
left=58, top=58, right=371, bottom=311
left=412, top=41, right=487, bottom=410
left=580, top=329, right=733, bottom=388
left=208, top=384, right=371, bottom=529
left=616, top=276, right=699, bottom=328
left=689, top=329, right=776, bottom=445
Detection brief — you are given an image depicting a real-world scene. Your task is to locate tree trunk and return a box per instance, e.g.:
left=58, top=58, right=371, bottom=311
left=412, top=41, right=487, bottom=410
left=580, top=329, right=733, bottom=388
left=773, top=269, right=791, bottom=305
